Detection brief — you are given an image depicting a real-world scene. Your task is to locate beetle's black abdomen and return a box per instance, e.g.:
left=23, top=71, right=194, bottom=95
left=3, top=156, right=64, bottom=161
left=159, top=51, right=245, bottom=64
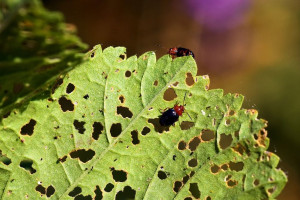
left=159, top=108, right=179, bottom=126
left=177, top=47, right=195, bottom=58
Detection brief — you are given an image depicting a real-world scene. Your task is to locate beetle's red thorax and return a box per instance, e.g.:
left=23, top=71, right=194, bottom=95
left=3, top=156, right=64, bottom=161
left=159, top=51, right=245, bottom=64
left=174, top=104, right=184, bottom=116
left=168, top=47, right=178, bottom=55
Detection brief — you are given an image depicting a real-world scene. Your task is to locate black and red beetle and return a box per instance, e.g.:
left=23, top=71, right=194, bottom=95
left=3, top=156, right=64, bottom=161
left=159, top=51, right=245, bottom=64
left=159, top=93, right=191, bottom=126
left=168, top=47, right=194, bottom=59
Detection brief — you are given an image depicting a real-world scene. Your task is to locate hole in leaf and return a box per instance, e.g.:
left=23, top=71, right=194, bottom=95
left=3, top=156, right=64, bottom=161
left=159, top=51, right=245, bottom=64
left=267, top=187, right=275, bottom=194
left=212, top=118, right=216, bottom=126
left=115, top=186, right=136, bottom=200
left=182, top=175, right=190, bottom=184
left=153, top=80, right=158, bottom=86
left=225, top=175, right=232, bottom=181
left=52, top=78, right=63, bottom=94
left=73, top=120, right=86, bottom=134
left=83, top=94, right=89, bottom=99
left=219, top=133, right=233, bottom=149
left=190, top=171, right=195, bottom=177
left=74, top=194, right=92, bottom=200
left=185, top=73, right=195, bottom=86
left=20, top=159, right=36, bottom=174
left=119, top=95, right=125, bottom=103
left=94, top=185, right=103, bottom=200
left=46, top=185, right=55, bottom=197
left=141, top=126, right=150, bottom=135
left=110, top=123, right=122, bottom=137
left=173, top=181, right=182, bottom=193
left=117, top=106, right=133, bottom=118
left=70, top=149, right=95, bottom=163
left=3, top=111, right=11, bottom=118
left=178, top=141, right=187, bottom=150
left=20, top=119, right=36, bottom=136
left=0, top=154, right=11, bottom=165
left=184, top=197, right=192, bottom=200
left=119, top=54, right=126, bottom=60
left=56, top=155, right=67, bottom=164
left=104, top=183, right=114, bottom=192
left=173, top=155, right=176, bottom=161
left=242, top=175, right=246, bottom=187
left=66, top=83, right=75, bottom=94
left=229, top=161, right=244, bottom=172
left=125, top=71, right=131, bottom=77
left=234, top=131, right=239, bottom=138
left=254, top=179, right=259, bottom=186
left=188, top=159, right=198, bottom=167
left=227, top=180, right=238, bottom=187
left=91, top=52, right=95, bottom=58
left=189, top=183, right=200, bottom=199
left=201, top=129, right=215, bottom=141
left=163, top=88, right=177, bottom=101
left=261, top=129, right=267, bottom=136
left=131, top=130, right=140, bottom=145
left=269, top=177, right=274, bottom=182
left=92, top=122, right=104, bottom=140
left=158, top=171, right=168, bottom=180
left=148, top=118, right=169, bottom=133
left=232, top=143, right=246, bottom=155
left=35, top=185, right=46, bottom=195
left=112, top=169, right=127, bottom=182
left=229, top=110, right=235, bottom=115
left=221, top=164, right=228, bottom=171
left=206, top=196, right=212, bottom=200
left=210, top=164, right=220, bottom=174
left=180, top=121, right=194, bottom=130
left=188, top=137, right=200, bottom=151
left=59, top=97, right=74, bottom=112
left=173, top=82, right=179, bottom=87
left=225, top=119, right=231, bottom=125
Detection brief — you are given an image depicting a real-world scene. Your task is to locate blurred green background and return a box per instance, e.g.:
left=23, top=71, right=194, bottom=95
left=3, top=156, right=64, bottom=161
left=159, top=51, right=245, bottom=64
left=43, top=0, right=300, bottom=199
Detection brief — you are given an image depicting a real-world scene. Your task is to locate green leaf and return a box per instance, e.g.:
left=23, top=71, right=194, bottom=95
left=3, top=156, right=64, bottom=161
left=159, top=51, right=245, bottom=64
left=0, top=45, right=287, bottom=199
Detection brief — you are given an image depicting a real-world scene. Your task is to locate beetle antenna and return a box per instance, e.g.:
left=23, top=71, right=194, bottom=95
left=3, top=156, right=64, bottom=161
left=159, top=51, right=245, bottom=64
left=186, top=111, right=192, bottom=120
left=183, top=92, right=188, bottom=106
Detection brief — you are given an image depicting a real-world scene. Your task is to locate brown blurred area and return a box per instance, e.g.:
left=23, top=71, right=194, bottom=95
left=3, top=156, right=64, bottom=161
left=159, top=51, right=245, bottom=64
left=43, top=0, right=300, bottom=199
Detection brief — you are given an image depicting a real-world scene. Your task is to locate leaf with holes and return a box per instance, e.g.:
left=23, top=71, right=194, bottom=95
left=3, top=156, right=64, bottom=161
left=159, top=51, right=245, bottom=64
left=0, top=45, right=287, bottom=199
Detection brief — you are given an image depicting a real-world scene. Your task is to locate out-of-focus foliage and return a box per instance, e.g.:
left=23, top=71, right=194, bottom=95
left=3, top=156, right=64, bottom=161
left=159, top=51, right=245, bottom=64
left=0, top=0, right=87, bottom=116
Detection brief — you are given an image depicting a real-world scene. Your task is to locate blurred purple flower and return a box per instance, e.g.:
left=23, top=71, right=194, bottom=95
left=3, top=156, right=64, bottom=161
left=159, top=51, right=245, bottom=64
left=185, top=0, right=251, bottom=31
